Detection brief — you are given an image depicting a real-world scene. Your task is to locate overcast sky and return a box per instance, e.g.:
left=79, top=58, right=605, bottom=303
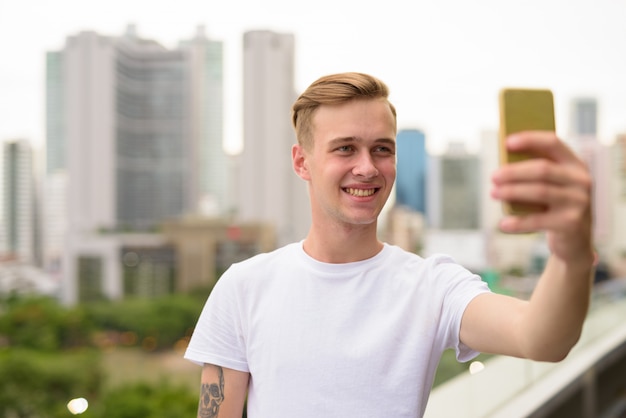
left=1, top=0, right=625, bottom=154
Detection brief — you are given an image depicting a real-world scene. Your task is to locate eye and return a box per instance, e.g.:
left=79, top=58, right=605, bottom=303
left=336, top=145, right=354, bottom=153
left=374, top=145, right=395, bottom=154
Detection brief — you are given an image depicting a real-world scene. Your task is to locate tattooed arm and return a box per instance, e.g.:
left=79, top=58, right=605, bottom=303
left=197, top=364, right=249, bottom=418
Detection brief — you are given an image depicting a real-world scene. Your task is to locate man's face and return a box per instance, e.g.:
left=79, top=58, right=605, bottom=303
left=293, top=98, right=396, bottom=228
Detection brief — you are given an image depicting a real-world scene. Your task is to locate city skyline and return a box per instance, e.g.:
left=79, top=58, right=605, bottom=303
left=2, top=0, right=626, bottom=156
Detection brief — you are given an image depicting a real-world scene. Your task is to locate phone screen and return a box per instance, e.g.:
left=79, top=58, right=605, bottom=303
left=498, top=88, right=556, bottom=215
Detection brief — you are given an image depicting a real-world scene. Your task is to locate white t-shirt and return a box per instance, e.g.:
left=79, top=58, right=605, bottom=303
left=185, top=242, right=490, bottom=417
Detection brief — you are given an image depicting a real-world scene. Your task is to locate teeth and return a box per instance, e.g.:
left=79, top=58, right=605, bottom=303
left=346, top=188, right=375, bottom=197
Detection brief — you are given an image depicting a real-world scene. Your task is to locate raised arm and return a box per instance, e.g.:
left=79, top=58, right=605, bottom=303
left=460, top=131, right=594, bottom=361
left=197, top=363, right=249, bottom=418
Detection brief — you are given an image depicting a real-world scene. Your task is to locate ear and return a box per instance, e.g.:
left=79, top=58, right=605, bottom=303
left=292, top=144, right=311, bottom=181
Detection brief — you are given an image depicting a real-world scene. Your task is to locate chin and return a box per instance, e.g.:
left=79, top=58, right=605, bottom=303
left=345, top=214, right=379, bottom=226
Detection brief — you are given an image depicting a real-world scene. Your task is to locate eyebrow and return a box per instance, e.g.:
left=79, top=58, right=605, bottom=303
left=327, top=136, right=396, bottom=148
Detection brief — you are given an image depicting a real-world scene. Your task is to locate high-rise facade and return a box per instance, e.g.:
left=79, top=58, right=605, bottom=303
left=237, top=30, right=310, bottom=246
left=114, top=32, right=190, bottom=229
left=43, top=51, right=67, bottom=275
left=395, top=129, right=427, bottom=215
left=428, top=142, right=480, bottom=230
left=180, top=26, right=230, bottom=216
left=1, top=139, right=35, bottom=262
left=569, top=97, right=610, bottom=247
left=479, top=130, right=500, bottom=231
left=44, top=26, right=226, bottom=303
left=609, top=135, right=626, bottom=275
left=570, top=98, right=598, bottom=138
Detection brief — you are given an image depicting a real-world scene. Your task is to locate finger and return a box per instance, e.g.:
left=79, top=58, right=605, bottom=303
left=506, top=131, right=582, bottom=165
left=493, top=159, right=591, bottom=188
left=498, top=214, right=545, bottom=234
left=499, top=206, right=589, bottom=235
left=492, top=182, right=589, bottom=209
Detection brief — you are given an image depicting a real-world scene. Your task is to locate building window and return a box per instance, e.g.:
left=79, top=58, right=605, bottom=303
left=121, top=246, right=176, bottom=298
left=78, top=256, right=104, bottom=302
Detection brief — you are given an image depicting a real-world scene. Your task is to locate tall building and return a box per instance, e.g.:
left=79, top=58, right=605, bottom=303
left=570, top=98, right=598, bottom=138
left=428, top=142, right=480, bottom=230
left=479, top=130, right=500, bottom=231
left=46, top=51, right=65, bottom=175
left=578, top=140, right=611, bottom=247
left=237, top=30, right=310, bottom=246
left=568, top=97, right=610, bottom=247
left=609, top=135, right=626, bottom=275
left=1, top=139, right=35, bottom=263
left=43, top=50, right=67, bottom=276
left=181, top=26, right=231, bottom=216
left=395, top=129, right=427, bottom=215
left=422, top=142, right=486, bottom=272
left=45, top=26, right=226, bottom=304
left=615, top=135, right=626, bottom=201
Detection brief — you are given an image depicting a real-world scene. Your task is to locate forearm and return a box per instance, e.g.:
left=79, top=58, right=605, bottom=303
left=520, top=252, right=595, bottom=361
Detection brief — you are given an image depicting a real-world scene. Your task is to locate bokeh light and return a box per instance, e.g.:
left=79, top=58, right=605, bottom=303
left=67, top=397, right=88, bottom=414
left=469, top=361, right=485, bottom=375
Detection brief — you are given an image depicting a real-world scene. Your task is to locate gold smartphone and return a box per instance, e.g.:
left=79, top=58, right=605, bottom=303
left=498, top=88, right=556, bottom=215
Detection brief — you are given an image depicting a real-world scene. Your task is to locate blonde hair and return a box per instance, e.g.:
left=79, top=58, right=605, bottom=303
left=291, top=72, right=397, bottom=149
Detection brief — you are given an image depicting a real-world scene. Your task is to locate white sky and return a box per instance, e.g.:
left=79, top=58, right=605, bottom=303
left=1, top=0, right=626, bottom=155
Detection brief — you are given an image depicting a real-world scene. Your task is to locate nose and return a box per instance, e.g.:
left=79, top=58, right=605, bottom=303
left=352, top=152, right=379, bottom=178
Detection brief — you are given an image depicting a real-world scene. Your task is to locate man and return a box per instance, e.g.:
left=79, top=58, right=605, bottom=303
left=185, top=72, right=594, bottom=417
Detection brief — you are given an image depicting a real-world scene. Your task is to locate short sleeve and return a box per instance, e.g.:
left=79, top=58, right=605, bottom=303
left=184, top=269, right=249, bottom=372
left=429, top=254, right=491, bottom=362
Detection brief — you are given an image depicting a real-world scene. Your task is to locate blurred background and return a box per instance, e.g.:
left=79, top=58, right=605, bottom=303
left=1, top=0, right=626, bottom=416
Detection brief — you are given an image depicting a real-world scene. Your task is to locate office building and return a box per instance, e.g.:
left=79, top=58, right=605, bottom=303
left=1, top=139, right=35, bottom=263
left=45, top=26, right=227, bottom=303
left=608, top=135, right=626, bottom=276
left=568, top=97, right=610, bottom=247
left=395, top=129, right=427, bottom=215
left=180, top=26, right=231, bottom=216
left=479, top=130, right=500, bottom=231
left=428, top=142, right=480, bottom=230
left=570, top=98, right=598, bottom=138
left=237, top=30, right=310, bottom=246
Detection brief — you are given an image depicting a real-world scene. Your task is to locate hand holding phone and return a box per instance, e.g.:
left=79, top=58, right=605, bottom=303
left=498, top=88, right=556, bottom=215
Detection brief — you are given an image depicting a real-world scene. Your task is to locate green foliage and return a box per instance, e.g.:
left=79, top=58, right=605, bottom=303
left=0, top=292, right=206, bottom=352
left=0, top=348, right=103, bottom=418
left=0, top=293, right=206, bottom=416
left=84, top=294, right=205, bottom=350
left=92, top=381, right=198, bottom=418
left=0, top=294, right=93, bottom=350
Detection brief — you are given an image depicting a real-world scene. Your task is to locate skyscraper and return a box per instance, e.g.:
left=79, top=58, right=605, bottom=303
left=568, top=97, right=610, bottom=246
left=395, top=129, right=427, bottom=215
left=428, top=142, right=480, bottom=230
left=46, top=25, right=226, bottom=229
left=570, top=98, right=598, bottom=138
left=44, top=26, right=226, bottom=303
left=609, top=135, right=626, bottom=275
left=1, top=139, right=35, bottom=263
left=237, top=30, right=310, bottom=246
left=181, top=26, right=230, bottom=216
left=43, top=50, right=67, bottom=275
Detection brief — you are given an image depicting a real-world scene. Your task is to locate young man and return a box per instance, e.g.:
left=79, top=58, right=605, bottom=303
left=185, top=72, right=594, bottom=417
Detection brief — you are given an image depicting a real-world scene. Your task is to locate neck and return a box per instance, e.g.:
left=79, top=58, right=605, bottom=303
left=303, top=222, right=382, bottom=263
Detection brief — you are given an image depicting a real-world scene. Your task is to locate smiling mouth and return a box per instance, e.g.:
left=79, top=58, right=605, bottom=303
left=344, top=188, right=377, bottom=197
